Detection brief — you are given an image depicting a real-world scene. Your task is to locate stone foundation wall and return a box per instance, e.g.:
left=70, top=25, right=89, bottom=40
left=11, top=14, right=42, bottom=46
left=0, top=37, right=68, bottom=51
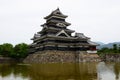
left=103, top=54, right=120, bottom=62
left=0, top=56, right=17, bottom=63
left=23, top=50, right=101, bottom=63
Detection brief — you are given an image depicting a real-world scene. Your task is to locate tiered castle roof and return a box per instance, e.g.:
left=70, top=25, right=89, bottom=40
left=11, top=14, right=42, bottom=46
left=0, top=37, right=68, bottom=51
left=30, top=8, right=98, bottom=53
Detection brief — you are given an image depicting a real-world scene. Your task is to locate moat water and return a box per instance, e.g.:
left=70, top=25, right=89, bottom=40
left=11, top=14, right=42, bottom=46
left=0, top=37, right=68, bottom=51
left=0, top=62, right=120, bottom=80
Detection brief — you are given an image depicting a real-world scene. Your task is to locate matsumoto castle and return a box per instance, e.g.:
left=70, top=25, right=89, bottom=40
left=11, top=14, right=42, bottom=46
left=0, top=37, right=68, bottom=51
left=29, top=8, right=98, bottom=54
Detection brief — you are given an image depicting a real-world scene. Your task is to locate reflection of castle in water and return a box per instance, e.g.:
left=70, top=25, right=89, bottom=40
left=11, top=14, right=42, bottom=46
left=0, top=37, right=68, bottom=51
left=0, top=63, right=97, bottom=80
left=28, top=63, right=98, bottom=80
left=0, top=63, right=120, bottom=80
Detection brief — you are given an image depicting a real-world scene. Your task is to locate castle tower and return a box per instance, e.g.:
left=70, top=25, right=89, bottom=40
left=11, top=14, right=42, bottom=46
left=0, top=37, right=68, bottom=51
left=30, top=8, right=98, bottom=53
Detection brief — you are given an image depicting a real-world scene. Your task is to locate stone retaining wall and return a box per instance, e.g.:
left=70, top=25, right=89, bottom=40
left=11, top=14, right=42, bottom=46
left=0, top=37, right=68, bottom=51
left=0, top=56, right=16, bottom=63
left=103, top=54, right=120, bottom=62
left=23, top=50, right=101, bottom=63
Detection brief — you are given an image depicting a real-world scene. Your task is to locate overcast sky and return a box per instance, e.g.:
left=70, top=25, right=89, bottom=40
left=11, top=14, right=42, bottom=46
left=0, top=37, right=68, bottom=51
left=0, top=0, right=120, bottom=45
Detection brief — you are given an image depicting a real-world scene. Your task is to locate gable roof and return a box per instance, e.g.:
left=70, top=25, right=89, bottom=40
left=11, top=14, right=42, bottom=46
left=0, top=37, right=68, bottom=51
left=56, top=30, right=70, bottom=37
left=44, top=8, right=68, bottom=19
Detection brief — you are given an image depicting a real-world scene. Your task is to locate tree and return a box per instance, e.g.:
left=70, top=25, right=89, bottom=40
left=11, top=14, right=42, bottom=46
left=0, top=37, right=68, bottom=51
left=1, top=43, right=14, bottom=57
left=98, top=47, right=110, bottom=53
left=0, top=45, right=3, bottom=55
left=113, top=44, right=118, bottom=53
left=118, top=45, right=120, bottom=53
left=14, top=43, right=28, bottom=58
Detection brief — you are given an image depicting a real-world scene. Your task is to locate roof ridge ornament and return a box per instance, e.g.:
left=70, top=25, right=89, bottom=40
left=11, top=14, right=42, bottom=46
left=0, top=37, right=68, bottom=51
left=57, top=7, right=60, bottom=10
